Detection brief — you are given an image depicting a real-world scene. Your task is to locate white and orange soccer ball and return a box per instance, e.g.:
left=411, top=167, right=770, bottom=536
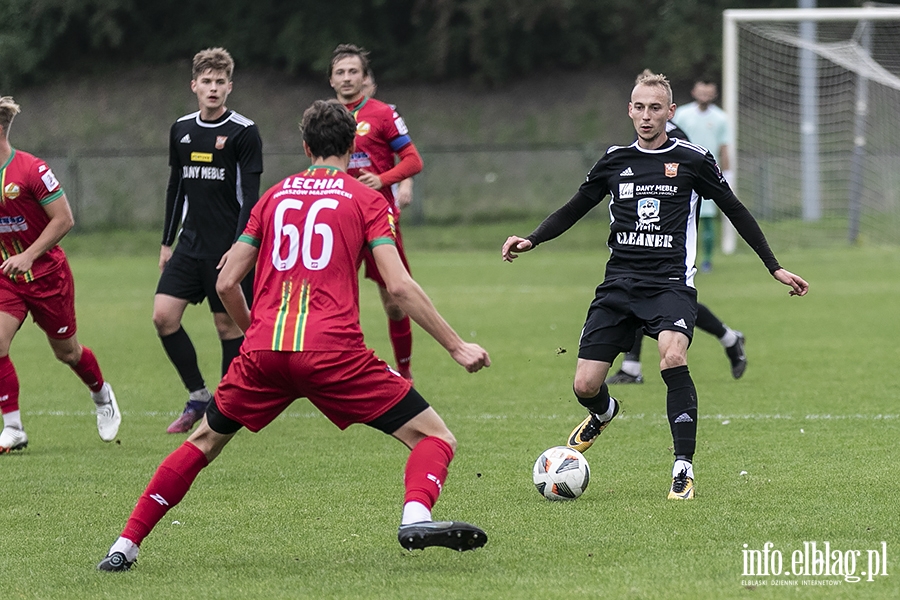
left=532, top=446, right=590, bottom=501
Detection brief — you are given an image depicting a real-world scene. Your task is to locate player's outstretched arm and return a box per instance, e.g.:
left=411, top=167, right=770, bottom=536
left=501, top=236, right=533, bottom=262
left=772, top=268, right=809, bottom=297
left=215, top=241, right=258, bottom=332
left=373, top=244, right=490, bottom=373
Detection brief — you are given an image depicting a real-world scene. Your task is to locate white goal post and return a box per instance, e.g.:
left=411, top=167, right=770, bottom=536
left=722, top=6, right=900, bottom=249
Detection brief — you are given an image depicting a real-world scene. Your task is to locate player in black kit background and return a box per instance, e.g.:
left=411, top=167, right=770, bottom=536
left=501, top=71, right=808, bottom=500
left=153, top=47, right=263, bottom=434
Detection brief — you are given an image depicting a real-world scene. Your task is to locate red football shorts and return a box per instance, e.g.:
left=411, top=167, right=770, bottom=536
left=215, top=348, right=412, bottom=432
left=362, top=222, right=411, bottom=285
left=0, top=262, right=78, bottom=339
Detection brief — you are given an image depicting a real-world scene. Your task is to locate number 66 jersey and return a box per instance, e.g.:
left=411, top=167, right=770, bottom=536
left=237, top=165, right=396, bottom=352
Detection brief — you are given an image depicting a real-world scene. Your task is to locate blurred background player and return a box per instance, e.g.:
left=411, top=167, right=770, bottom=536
left=153, top=48, right=263, bottom=434
left=362, top=69, right=415, bottom=215
left=330, top=44, right=423, bottom=383
left=98, top=99, right=489, bottom=571
left=0, top=96, right=120, bottom=452
left=674, top=78, right=731, bottom=272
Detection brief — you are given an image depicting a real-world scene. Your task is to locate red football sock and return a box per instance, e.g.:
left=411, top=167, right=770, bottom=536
left=71, top=346, right=104, bottom=393
left=0, top=355, right=19, bottom=414
left=121, top=442, right=209, bottom=545
left=403, top=436, right=454, bottom=510
left=389, top=316, right=413, bottom=371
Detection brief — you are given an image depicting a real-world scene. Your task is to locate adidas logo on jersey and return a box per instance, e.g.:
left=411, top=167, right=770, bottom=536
left=673, top=318, right=687, bottom=329
left=674, top=413, right=694, bottom=424
left=180, top=134, right=192, bottom=144
left=619, top=167, right=634, bottom=177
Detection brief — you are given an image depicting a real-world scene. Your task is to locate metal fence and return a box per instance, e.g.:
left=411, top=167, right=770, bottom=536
left=42, top=144, right=604, bottom=232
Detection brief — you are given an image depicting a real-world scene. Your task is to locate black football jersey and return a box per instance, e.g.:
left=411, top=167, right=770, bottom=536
left=578, top=138, right=738, bottom=285
left=164, top=110, right=263, bottom=259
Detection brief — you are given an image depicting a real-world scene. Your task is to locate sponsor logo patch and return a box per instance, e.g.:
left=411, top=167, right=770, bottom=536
left=356, top=121, right=371, bottom=136
left=619, top=182, right=634, bottom=199
left=637, top=198, right=661, bottom=225
left=190, top=152, right=213, bottom=163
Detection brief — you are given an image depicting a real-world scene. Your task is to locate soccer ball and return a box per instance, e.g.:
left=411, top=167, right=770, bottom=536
left=532, top=446, right=590, bottom=501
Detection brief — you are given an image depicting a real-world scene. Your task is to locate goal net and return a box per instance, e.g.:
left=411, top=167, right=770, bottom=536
left=723, top=6, right=900, bottom=248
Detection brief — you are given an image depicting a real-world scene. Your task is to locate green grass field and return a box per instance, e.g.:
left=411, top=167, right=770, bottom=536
left=1, top=223, right=899, bottom=599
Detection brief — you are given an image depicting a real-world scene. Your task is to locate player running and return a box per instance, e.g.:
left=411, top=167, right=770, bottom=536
left=0, top=97, right=120, bottom=452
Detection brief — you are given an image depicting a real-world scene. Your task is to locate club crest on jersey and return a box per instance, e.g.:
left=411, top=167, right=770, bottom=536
left=664, top=163, right=679, bottom=178
left=216, top=136, right=228, bottom=150
left=3, top=183, right=20, bottom=201
left=356, top=121, right=371, bottom=136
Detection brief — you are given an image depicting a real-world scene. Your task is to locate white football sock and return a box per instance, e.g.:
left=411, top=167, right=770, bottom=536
left=620, top=360, right=642, bottom=377
left=2, top=410, right=23, bottom=430
left=719, top=327, right=738, bottom=348
left=401, top=501, right=432, bottom=525
left=91, top=382, right=111, bottom=406
left=595, top=398, right=617, bottom=422
left=109, top=536, right=140, bottom=562
left=673, top=459, right=694, bottom=480
left=189, top=388, right=212, bottom=403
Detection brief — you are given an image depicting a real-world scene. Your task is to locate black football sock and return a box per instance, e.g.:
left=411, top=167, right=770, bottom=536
left=575, top=382, right=612, bottom=416
left=696, top=303, right=727, bottom=338
left=662, top=365, right=697, bottom=461
left=624, top=330, right=643, bottom=362
left=221, top=336, right=244, bottom=377
left=160, top=326, right=205, bottom=393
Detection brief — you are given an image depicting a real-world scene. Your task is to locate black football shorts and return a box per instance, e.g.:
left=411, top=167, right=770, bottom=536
left=577, top=277, right=697, bottom=363
left=156, top=250, right=253, bottom=313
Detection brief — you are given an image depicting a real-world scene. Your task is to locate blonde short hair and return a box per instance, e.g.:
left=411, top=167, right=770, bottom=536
left=0, top=96, right=21, bottom=134
left=192, top=47, right=234, bottom=81
left=634, top=71, right=673, bottom=105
